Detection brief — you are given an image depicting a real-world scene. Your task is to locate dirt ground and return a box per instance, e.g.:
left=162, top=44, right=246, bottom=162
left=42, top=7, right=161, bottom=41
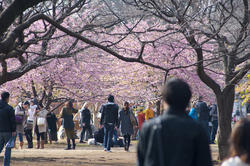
left=0, top=141, right=220, bottom=166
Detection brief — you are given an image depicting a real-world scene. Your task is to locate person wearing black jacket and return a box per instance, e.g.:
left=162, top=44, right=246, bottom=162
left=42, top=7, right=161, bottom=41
left=79, top=102, right=92, bottom=143
left=100, top=95, right=119, bottom=152
left=47, top=112, right=58, bottom=144
left=137, top=79, right=212, bottom=166
left=195, top=96, right=210, bottom=139
left=0, top=92, right=16, bottom=166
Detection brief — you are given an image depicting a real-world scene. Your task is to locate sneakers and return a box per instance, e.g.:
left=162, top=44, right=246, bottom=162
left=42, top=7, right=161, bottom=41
left=79, top=141, right=86, bottom=143
left=104, top=148, right=111, bottom=152
left=106, top=150, right=112, bottom=152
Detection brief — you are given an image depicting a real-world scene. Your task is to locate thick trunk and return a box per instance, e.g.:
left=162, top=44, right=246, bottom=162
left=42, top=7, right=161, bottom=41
left=216, top=87, right=235, bottom=160
left=156, top=100, right=161, bottom=116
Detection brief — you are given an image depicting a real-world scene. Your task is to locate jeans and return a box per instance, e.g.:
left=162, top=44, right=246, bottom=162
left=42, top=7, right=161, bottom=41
left=16, top=133, right=23, bottom=142
left=103, top=124, right=114, bottom=151
left=210, top=120, right=218, bottom=143
left=113, top=130, right=118, bottom=145
left=80, top=125, right=92, bottom=142
left=24, top=129, right=33, bottom=147
left=0, top=132, right=12, bottom=166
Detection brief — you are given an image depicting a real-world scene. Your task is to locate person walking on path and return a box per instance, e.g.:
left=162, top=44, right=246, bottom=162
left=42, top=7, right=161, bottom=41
left=119, top=101, right=138, bottom=151
left=143, top=102, right=155, bottom=120
left=33, top=104, right=48, bottom=149
left=221, top=118, right=250, bottom=166
left=14, top=101, right=30, bottom=149
left=24, top=100, right=37, bottom=148
left=137, top=109, right=145, bottom=130
left=137, top=78, right=212, bottom=166
left=195, top=96, right=210, bottom=138
left=46, top=112, right=58, bottom=144
left=79, top=102, right=92, bottom=143
left=60, top=101, right=78, bottom=150
left=100, top=95, right=119, bottom=152
left=0, top=92, right=16, bottom=166
left=210, top=103, right=218, bottom=144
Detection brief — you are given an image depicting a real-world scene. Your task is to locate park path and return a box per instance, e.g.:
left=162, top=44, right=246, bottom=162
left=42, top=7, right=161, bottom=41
left=1, top=142, right=219, bottom=166
left=1, top=142, right=136, bottom=166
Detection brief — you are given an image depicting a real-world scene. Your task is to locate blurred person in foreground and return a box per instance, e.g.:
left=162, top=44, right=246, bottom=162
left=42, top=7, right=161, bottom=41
left=221, top=118, right=250, bottom=166
left=137, top=78, right=212, bottom=166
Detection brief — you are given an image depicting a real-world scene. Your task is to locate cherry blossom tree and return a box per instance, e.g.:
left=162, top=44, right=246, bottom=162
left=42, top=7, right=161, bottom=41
left=1, top=0, right=248, bottom=159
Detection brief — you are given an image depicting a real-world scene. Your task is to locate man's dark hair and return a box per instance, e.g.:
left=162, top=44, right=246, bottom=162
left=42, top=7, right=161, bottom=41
left=162, top=78, right=192, bottom=110
left=108, top=95, right=114, bottom=102
left=1, top=91, right=10, bottom=101
left=198, top=95, right=203, bottom=101
left=23, top=101, right=30, bottom=106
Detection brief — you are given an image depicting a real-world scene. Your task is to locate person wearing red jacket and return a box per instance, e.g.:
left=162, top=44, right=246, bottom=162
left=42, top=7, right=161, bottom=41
left=137, top=109, right=145, bottom=131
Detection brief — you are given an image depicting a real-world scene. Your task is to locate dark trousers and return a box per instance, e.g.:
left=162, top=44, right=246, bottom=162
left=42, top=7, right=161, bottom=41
left=67, top=138, right=75, bottom=148
left=24, top=129, right=33, bottom=148
left=210, top=120, right=218, bottom=143
left=80, top=125, right=92, bottom=141
left=104, top=124, right=114, bottom=151
left=35, top=125, right=45, bottom=141
left=123, top=134, right=131, bottom=149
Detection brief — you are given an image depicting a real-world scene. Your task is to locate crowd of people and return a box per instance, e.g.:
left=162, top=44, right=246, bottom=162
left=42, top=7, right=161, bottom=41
left=0, top=78, right=250, bottom=166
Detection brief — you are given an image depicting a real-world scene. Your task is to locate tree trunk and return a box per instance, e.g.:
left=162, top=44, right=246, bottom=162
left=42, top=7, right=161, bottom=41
left=216, top=86, right=235, bottom=160
left=156, top=100, right=161, bottom=116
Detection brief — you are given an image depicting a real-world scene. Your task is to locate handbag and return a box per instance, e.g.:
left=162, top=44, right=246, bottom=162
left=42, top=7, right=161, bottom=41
left=129, top=111, right=137, bottom=126
left=15, top=115, right=24, bottom=124
left=25, top=120, right=33, bottom=130
left=37, top=117, right=46, bottom=126
left=15, top=105, right=25, bottom=124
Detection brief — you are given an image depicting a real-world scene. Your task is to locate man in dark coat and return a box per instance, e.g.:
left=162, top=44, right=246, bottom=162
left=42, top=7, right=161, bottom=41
left=100, top=95, right=119, bottom=152
left=137, top=78, right=212, bottom=166
left=210, top=104, right=218, bottom=144
left=0, top=92, right=16, bottom=166
left=195, top=95, right=210, bottom=139
left=79, top=103, right=92, bottom=143
left=47, top=112, right=58, bottom=144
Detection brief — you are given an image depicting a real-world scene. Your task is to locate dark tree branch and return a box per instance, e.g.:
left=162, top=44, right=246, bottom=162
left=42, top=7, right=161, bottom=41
left=0, top=0, right=47, bottom=35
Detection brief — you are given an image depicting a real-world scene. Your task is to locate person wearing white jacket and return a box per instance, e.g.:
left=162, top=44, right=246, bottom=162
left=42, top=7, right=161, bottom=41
left=221, top=118, right=250, bottom=166
left=33, top=104, right=48, bottom=149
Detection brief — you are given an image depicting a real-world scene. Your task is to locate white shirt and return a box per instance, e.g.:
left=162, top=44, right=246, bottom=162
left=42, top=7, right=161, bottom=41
left=27, top=105, right=37, bottom=121
left=222, top=156, right=250, bottom=166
